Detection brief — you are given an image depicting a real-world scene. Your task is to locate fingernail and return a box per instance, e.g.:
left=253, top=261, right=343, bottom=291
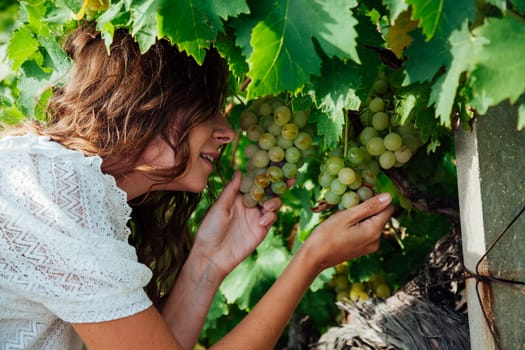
left=378, top=193, right=391, bottom=203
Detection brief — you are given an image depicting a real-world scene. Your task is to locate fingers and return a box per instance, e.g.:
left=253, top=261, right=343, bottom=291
left=342, top=193, right=392, bottom=224
left=215, top=171, right=242, bottom=207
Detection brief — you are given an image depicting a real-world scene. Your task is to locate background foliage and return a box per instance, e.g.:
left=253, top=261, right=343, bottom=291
left=1, top=0, right=524, bottom=347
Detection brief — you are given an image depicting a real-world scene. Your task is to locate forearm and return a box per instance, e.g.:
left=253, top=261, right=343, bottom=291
left=161, top=250, right=226, bottom=350
left=211, top=244, right=321, bottom=350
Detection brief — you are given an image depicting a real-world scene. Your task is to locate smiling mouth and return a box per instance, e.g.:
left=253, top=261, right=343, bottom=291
left=201, top=153, right=216, bottom=164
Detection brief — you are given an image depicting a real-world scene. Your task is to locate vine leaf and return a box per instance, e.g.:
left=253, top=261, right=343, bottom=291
left=158, top=0, right=250, bottom=64
left=246, top=0, right=359, bottom=99
left=8, top=27, right=41, bottom=71
left=468, top=16, right=525, bottom=115
left=405, top=0, right=443, bottom=40
left=385, top=9, right=419, bottom=59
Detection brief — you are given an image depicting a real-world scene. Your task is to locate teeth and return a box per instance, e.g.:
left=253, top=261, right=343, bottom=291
left=201, top=154, right=214, bottom=162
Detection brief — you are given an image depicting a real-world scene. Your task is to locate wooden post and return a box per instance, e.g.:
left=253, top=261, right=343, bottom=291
left=455, top=101, right=525, bottom=350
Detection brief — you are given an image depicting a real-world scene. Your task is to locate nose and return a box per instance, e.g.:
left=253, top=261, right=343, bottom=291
left=213, top=115, right=235, bottom=144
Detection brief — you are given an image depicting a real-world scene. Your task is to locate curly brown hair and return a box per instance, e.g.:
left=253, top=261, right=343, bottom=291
left=6, top=22, right=230, bottom=307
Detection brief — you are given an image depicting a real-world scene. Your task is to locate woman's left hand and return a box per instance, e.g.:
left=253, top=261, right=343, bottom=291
left=192, top=171, right=282, bottom=277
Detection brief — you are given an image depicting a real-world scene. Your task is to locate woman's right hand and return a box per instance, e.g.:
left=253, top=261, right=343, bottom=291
left=302, top=193, right=395, bottom=273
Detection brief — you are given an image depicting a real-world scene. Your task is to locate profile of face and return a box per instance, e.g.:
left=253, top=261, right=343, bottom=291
left=137, top=113, right=235, bottom=194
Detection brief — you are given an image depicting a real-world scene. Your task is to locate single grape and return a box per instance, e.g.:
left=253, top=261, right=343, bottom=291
left=374, top=283, right=391, bottom=298
left=285, top=146, right=301, bottom=163
left=347, top=147, right=365, bottom=166
left=240, top=174, right=254, bottom=193
left=361, top=169, right=377, bottom=185
left=266, top=165, right=283, bottom=182
left=325, top=156, right=345, bottom=176
left=246, top=125, right=264, bottom=142
left=371, top=112, right=389, bottom=131
left=359, top=127, right=378, bottom=146
left=243, top=193, right=258, bottom=208
left=249, top=184, right=266, bottom=201
left=330, top=178, right=347, bottom=195
left=324, top=191, right=341, bottom=205
left=357, top=186, right=373, bottom=201
left=371, top=79, right=389, bottom=94
left=282, top=162, right=298, bottom=178
left=277, top=135, right=294, bottom=149
left=244, top=143, right=259, bottom=158
left=318, top=172, right=334, bottom=188
left=274, top=105, right=292, bottom=126
left=292, top=110, right=308, bottom=128
left=369, top=97, right=384, bottom=113
left=383, top=132, right=402, bottom=151
left=348, top=172, right=362, bottom=190
left=271, top=181, right=287, bottom=195
left=281, top=123, right=299, bottom=140
left=267, top=121, right=282, bottom=136
left=379, top=151, right=396, bottom=169
left=395, top=146, right=413, bottom=163
left=293, top=132, right=313, bottom=150
left=366, top=137, right=385, bottom=156
left=268, top=146, right=285, bottom=162
left=252, top=150, right=270, bottom=168
left=258, top=133, right=276, bottom=150
left=240, top=111, right=258, bottom=130
left=338, top=167, right=356, bottom=185
left=254, top=173, right=270, bottom=188
left=258, top=102, right=272, bottom=116
left=341, top=191, right=360, bottom=209
left=258, top=115, right=273, bottom=130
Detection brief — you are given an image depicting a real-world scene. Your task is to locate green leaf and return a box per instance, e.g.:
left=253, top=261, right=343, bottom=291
left=246, top=0, right=360, bottom=99
left=128, top=0, right=161, bottom=53
left=158, top=0, right=249, bottom=64
left=403, top=0, right=476, bottom=84
left=405, top=0, right=443, bottom=39
left=383, top=0, right=410, bottom=21
left=468, top=16, right=525, bottom=115
left=7, top=26, right=40, bottom=70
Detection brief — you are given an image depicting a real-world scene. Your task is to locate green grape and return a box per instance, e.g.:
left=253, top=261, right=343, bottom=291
left=338, top=167, right=356, bottom=185
left=249, top=184, right=266, bottom=201
left=330, top=178, right=347, bottom=195
left=357, top=186, right=373, bottom=201
left=361, top=169, right=377, bottom=185
left=271, top=181, right=287, bottom=195
left=253, top=150, right=270, bottom=168
left=240, top=111, right=258, bottom=130
left=348, top=172, right=362, bottom=190
left=246, top=125, right=264, bottom=142
left=267, top=121, right=282, bottom=136
left=240, top=174, right=254, bottom=193
left=292, top=110, right=308, bottom=128
left=285, top=146, right=301, bottom=163
left=360, top=110, right=372, bottom=126
left=395, top=146, right=413, bottom=163
left=369, top=97, right=384, bottom=113
left=243, top=193, right=258, bottom=208
left=383, top=132, right=402, bottom=151
left=360, top=146, right=372, bottom=162
left=267, top=165, right=284, bottom=182
left=341, top=191, right=360, bottom=209
left=379, top=151, right=396, bottom=169
left=325, top=156, right=345, bottom=176
left=258, top=115, right=273, bottom=130
left=274, top=105, right=292, bottom=126
left=347, top=147, right=365, bottom=166
left=281, top=123, right=299, bottom=140
left=245, top=159, right=257, bottom=171
left=324, top=191, right=341, bottom=205
left=372, top=79, right=389, bottom=94
left=318, top=172, right=334, bottom=188
left=244, top=143, right=259, bottom=158
left=371, top=112, right=389, bottom=131
left=277, top=135, right=294, bottom=149
left=268, top=146, right=285, bottom=162
left=258, top=133, right=276, bottom=150
left=359, top=127, right=378, bottom=146
left=282, top=162, right=298, bottom=178
left=254, top=173, right=270, bottom=188
left=366, top=137, right=385, bottom=156
left=259, top=102, right=272, bottom=116
left=294, top=131, right=313, bottom=150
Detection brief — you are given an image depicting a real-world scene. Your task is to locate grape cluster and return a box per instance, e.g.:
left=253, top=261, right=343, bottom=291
left=332, top=263, right=391, bottom=302
left=317, top=74, right=422, bottom=210
left=238, top=97, right=313, bottom=208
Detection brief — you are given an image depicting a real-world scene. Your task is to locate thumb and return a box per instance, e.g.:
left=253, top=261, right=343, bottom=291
left=215, top=171, right=242, bottom=207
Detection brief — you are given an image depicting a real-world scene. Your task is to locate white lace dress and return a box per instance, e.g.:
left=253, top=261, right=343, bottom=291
left=0, top=133, right=153, bottom=349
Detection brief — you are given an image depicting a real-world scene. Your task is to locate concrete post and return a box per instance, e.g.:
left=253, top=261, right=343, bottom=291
left=455, top=101, right=525, bottom=350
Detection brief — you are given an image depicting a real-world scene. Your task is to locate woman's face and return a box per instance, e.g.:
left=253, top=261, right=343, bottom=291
left=135, top=113, right=235, bottom=195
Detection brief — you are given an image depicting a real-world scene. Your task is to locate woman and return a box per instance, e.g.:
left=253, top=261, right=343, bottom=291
left=0, top=22, right=394, bottom=349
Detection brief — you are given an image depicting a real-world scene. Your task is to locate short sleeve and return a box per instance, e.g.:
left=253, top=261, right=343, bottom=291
left=0, top=134, right=153, bottom=323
